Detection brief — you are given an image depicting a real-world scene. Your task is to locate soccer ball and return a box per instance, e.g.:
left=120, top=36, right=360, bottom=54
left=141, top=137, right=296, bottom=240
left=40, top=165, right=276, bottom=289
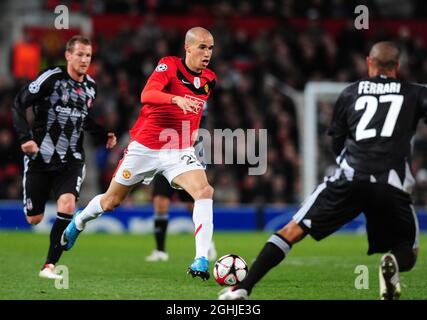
left=213, top=254, right=248, bottom=286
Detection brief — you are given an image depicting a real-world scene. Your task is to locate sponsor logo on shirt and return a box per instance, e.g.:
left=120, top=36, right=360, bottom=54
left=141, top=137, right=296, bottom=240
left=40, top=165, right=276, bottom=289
left=184, top=94, right=205, bottom=113
left=55, top=105, right=84, bottom=117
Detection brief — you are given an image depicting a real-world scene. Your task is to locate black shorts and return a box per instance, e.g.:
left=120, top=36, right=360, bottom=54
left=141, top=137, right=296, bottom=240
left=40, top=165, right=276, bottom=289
left=294, top=178, right=419, bottom=254
left=152, top=175, right=193, bottom=202
left=23, top=160, right=85, bottom=216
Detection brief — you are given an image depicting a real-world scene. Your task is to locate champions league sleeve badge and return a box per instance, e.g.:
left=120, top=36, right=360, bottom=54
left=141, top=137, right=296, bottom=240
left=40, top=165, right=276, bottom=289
left=155, top=63, right=168, bottom=72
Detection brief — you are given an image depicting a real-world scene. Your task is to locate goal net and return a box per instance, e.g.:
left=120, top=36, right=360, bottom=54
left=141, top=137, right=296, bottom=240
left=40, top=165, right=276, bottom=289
left=300, top=82, right=349, bottom=198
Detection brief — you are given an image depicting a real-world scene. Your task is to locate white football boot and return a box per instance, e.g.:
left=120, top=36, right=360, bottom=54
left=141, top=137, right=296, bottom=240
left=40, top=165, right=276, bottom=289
left=145, top=250, right=169, bottom=262
left=39, top=264, right=63, bottom=280
left=218, top=287, right=249, bottom=300
left=379, top=253, right=401, bottom=300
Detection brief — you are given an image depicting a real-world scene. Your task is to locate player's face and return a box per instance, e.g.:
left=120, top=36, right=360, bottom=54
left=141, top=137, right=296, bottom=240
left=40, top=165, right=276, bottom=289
left=66, top=42, right=92, bottom=76
left=187, top=35, right=214, bottom=71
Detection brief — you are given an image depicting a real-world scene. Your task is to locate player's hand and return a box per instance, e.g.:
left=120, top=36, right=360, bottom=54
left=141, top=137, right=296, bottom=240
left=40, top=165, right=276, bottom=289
left=172, top=96, right=199, bottom=114
left=106, top=132, right=117, bottom=149
left=21, top=140, right=39, bottom=155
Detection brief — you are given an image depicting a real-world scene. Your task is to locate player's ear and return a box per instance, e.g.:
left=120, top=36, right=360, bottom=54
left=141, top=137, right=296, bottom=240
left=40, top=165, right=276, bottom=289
left=65, top=49, right=71, bottom=62
left=184, top=43, right=190, bottom=54
left=366, top=57, right=375, bottom=71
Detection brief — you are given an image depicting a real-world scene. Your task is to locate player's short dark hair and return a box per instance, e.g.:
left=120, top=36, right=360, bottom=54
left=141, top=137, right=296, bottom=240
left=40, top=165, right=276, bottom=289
left=369, top=41, right=400, bottom=71
left=66, top=35, right=91, bottom=52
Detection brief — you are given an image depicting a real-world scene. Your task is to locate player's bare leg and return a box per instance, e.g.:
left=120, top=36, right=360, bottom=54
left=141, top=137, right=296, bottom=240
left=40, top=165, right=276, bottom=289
left=26, top=213, right=44, bottom=225
left=173, top=169, right=214, bottom=280
left=61, top=180, right=133, bottom=251
left=219, top=220, right=306, bottom=299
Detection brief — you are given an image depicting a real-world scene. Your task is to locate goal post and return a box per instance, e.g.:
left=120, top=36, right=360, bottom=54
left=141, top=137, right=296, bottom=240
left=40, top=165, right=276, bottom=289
left=301, top=82, right=349, bottom=198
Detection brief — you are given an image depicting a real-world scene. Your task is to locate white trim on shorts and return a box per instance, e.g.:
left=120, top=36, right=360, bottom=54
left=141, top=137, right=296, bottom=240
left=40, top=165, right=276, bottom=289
left=293, top=182, right=327, bottom=224
left=22, top=156, right=30, bottom=216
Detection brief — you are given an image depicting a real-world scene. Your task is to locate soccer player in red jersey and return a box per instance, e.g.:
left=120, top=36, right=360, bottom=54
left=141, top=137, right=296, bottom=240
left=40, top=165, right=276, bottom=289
left=62, top=27, right=216, bottom=280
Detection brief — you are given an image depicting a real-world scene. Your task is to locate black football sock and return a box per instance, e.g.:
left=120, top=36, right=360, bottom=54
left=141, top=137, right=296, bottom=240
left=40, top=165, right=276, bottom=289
left=154, top=215, right=169, bottom=252
left=391, top=245, right=416, bottom=272
left=237, top=233, right=292, bottom=295
left=44, top=212, right=72, bottom=267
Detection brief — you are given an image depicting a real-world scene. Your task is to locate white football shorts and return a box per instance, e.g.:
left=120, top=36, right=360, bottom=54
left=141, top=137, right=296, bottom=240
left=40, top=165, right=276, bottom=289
left=114, top=140, right=205, bottom=188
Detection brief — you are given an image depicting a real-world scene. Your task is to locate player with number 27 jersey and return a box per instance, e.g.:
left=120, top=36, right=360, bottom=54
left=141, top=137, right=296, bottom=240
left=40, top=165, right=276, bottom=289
left=328, top=75, right=427, bottom=193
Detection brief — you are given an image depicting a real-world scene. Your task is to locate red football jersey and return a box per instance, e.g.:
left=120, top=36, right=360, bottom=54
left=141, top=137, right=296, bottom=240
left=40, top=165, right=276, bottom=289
left=129, top=56, right=216, bottom=149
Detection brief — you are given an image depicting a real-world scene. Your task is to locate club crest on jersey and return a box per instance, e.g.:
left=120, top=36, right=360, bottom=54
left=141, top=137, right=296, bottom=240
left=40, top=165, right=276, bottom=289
left=204, top=83, right=209, bottom=93
left=194, top=77, right=201, bottom=89
left=122, top=169, right=132, bottom=179
left=26, top=198, right=33, bottom=211
left=62, top=91, right=70, bottom=103
left=155, top=64, right=168, bottom=72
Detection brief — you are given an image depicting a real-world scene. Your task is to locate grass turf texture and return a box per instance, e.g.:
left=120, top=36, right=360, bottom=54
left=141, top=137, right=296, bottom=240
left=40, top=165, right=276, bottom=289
left=1, top=232, right=426, bottom=300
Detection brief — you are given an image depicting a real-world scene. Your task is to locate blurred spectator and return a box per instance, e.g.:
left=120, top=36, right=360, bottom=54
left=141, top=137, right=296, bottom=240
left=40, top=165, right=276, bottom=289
left=12, top=36, right=41, bottom=80
left=0, top=127, right=21, bottom=199
left=240, top=175, right=262, bottom=204
left=213, top=171, right=239, bottom=204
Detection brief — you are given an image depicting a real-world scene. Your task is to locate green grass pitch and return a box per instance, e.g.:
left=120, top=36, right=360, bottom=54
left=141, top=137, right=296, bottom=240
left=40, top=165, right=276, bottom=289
left=1, top=232, right=426, bottom=300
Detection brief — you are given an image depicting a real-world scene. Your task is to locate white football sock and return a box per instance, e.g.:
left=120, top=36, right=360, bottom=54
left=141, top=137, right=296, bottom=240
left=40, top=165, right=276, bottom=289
left=75, top=194, right=104, bottom=230
left=192, top=199, right=213, bottom=259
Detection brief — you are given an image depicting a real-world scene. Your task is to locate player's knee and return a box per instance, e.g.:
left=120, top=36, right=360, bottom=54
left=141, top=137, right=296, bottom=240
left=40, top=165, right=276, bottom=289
left=57, top=201, right=76, bottom=214
left=195, top=184, right=214, bottom=200
left=391, top=245, right=417, bottom=272
left=153, top=196, right=170, bottom=214
left=57, top=194, right=76, bottom=214
left=278, top=220, right=306, bottom=244
left=26, top=214, right=43, bottom=225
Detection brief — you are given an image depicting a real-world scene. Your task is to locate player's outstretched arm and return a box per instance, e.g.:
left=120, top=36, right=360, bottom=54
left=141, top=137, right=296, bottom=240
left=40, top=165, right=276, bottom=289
left=141, top=80, right=199, bottom=114
left=83, top=108, right=117, bottom=150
